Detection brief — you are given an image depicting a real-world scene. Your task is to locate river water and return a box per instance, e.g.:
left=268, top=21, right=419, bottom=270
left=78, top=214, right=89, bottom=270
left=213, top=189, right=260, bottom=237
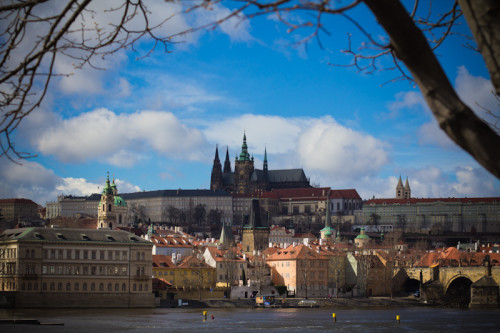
left=0, top=307, right=499, bottom=332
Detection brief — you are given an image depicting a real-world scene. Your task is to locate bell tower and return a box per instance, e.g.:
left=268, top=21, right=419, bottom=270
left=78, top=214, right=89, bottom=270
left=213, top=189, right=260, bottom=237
left=233, top=133, right=254, bottom=194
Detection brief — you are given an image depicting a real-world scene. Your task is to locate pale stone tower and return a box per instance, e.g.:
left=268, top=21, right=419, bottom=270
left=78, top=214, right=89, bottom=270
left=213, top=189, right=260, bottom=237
left=97, top=173, right=127, bottom=229
left=396, top=175, right=404, bottom=199
left=404, top=177, right=411, bottom=199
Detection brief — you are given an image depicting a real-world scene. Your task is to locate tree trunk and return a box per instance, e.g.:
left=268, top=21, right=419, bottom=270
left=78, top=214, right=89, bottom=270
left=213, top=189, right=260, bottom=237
left=363, top=0, right=500, bottom=179
left=458, top=0, right=500, bottom=95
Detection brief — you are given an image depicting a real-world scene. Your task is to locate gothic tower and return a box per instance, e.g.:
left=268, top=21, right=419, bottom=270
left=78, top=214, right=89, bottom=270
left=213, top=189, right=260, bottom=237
left=210, top=145, right=223, bottom=191
left=404, top=177, right=411, bottom=199
left=223, top=146, right=232, bottom=173
left=233, top=133, right=255, bottom=194
left=396, top=175, right=404, bottom=199
left=242, top=198, right=269, bottom=255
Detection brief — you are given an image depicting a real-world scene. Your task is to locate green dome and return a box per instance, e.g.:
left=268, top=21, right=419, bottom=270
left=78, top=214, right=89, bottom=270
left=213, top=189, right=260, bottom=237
left=356, top=234, right=370, bottom=239
left=114, top=196, right=127, bottom=207
left=102, top=175, right=113, bottom=195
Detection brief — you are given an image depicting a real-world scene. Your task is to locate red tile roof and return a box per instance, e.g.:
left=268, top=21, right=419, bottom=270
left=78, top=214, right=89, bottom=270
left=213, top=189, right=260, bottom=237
left=415, top=247, right=500, bottom=267
left=366, top=197, right=500, bottom=205
left=267, top=244, right=328, bottom=261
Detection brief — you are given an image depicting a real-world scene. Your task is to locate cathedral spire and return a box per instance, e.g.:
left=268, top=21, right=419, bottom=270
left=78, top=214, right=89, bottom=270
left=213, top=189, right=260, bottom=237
left=210, top=144, right=223, bottom=190
left=396, top=174, right=404, bottom=199
left=239, top=132, right=251, bottom=161
left=263, top=147, right=268, bottom=172
left=223, top=146, right=232, bottom=173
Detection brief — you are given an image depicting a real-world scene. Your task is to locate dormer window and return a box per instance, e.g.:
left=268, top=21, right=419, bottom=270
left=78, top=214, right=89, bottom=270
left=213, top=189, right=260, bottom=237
left=81, top=234, right=91, bottom=241
left=106, top=235, right=116, bottom=242
left=56, top=233, right=66, bottom=240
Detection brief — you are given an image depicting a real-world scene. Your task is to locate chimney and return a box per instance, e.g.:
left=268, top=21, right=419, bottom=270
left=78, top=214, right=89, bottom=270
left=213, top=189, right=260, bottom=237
left=172, top=253, right=177, bottom=265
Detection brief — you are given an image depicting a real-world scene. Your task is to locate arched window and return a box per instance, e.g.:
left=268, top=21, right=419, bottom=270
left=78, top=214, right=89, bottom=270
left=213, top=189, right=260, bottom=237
left=83, top=283, right=87, bottom=291
left=91, top=283, right=95, bottom=291
left=99, top=283, right=104, bottom=291
left=122, top=283, right=126, bottom=291
left=139, top=284, right=143, bottom=292
left=57, top=282, right=62, bottom=291
left=108, top=203, right=112, bottom=212
left=108, top=283, right=112, bottom=291
left=75, top=283, right=79, bottom=291
left=66, top=283, right=71, bottom=291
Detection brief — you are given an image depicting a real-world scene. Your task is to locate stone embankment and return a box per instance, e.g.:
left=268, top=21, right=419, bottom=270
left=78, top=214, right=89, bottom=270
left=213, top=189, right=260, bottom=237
left=165, top=297, right=424, bottom=308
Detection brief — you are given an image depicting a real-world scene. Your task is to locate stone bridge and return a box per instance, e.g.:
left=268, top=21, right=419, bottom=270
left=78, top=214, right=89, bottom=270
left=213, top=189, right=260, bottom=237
left=405, top=266, right=500, bottom=293
left=403, top=266, right=500, bottom=306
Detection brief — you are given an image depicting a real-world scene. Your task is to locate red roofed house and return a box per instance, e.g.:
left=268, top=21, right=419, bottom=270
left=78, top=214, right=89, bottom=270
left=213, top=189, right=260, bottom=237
left=266, top=244, right=329, bottom=298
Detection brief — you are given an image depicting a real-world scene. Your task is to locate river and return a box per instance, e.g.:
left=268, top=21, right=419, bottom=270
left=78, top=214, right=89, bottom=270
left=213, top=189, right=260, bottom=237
left=0, top=307, right=499, bottom=332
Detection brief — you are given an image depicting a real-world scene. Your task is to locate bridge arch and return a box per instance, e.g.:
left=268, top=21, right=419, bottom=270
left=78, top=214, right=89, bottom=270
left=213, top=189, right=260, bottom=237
left=444, top=275, right=473, bottom=307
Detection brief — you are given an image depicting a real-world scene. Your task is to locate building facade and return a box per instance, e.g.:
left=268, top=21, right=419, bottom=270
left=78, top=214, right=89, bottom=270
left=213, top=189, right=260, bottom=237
left=0, top=199, right=39, bottom=222
left=0, top=227, right=154, bottom=308
left=362, top=197, right=500, bottom=234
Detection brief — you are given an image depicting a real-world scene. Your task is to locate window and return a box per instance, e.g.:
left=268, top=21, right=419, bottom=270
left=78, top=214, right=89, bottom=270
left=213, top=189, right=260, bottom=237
left=115, top=283, right=119, bottom=291
left=66, top=249, right=72, bottom=259
left=75, top=250, right=80, bottom=259
left=57, top=282, right=62, bottom=291
left=100, top=251, right=104, bottom=260
left=75, top=283, right=79, bottom=291
left=100, top=266, right=105, bottom=275
left=51, top=249, right=56, bottom=259
left=92, top=251, right=96, bottom=260
left=122, top=283, right=126, bottom=292
left=50, top=282, right=55, bottom=291
left=133, top=284, right=137, bottom=292
left=83, top=283, right=87, bottom=291
left=91, top=283, right=95, bottom=291
left=122, top=251, right=127, bottom=260
left=108, top=283, right=112, bottom=291
left=114, top=266, right=119, bottom=275
left=42, top=265, right=47, bottom=274
left=108, top=251, right=113, bottom=260
left=84, top=251, right=88, bottom=260
left=57, top=266, right=63, bottom=274
left=66, top=283, right=71, bottom=291
left=50, top=265, right=55, bottom=274
left=58, top=250, right=63, bottom=259
left=121, top=267, right=127, bottom=275
left=66, top=266, right=71, bottom=275
left=43, top=283, right=47, bottom=291
left=139, top=284, right=143, bottom=292
left=25, top=249, right=30, bottom=258
left=293, top=206, right=299, bottom=214
left=137, top=253, right=140, bottom=261
left=99, top=283, right=104, bottom=291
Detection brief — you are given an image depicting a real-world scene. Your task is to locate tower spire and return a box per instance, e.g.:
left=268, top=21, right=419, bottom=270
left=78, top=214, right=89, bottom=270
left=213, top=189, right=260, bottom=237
left=210, top=144, right=223, bottom=190
left=223, top=146, right=232, bottom=173
left=239, top=132, right=250, bottom=161
left=263, top=146, right=268, bottom=172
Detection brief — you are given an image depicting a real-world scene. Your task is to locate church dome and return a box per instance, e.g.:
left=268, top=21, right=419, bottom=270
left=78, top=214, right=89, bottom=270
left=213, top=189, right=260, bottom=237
left=114, top=196, right=127, bottom=207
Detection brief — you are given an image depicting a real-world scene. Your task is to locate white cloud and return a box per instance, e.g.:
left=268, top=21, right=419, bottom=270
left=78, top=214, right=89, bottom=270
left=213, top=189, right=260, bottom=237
left=205, top=114, right=390, bottom=181
left=204, top=114, right=303, bottom=154
left=417, top=120, right=456, bottom=148
left=296, top=117, right=389, bottom=178
left=387, top=91, right=427, bottom=118
left=34, top=108, right=208, bottom=164
left=455, top=66, right=499, bottom=126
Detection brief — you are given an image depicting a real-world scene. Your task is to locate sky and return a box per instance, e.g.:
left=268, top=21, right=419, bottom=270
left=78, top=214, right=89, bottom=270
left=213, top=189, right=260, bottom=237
left=1, top=0, right=499, bottom=206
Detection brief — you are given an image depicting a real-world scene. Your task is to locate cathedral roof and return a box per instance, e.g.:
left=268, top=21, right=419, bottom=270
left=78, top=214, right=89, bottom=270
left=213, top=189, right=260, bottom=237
left=250, top=168, right=309, bottom=184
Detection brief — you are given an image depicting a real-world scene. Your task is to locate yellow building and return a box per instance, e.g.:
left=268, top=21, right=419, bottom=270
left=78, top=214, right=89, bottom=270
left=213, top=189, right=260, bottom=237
left=0, top=227, right=154, bottom=308
left=152, top=254, right=216, bottom=299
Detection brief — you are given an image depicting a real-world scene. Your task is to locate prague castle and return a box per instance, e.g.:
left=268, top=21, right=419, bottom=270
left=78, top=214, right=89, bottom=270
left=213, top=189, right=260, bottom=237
left=210, top=133, right=311, bottom=194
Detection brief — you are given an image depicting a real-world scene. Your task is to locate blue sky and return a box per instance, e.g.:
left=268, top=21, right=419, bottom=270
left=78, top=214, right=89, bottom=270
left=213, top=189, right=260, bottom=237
left=1, top=1, right=499, bottom=205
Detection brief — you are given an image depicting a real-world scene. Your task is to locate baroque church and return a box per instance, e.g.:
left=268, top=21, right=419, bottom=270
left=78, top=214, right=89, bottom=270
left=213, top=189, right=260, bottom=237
left=210, top=134, right=311, bottom=194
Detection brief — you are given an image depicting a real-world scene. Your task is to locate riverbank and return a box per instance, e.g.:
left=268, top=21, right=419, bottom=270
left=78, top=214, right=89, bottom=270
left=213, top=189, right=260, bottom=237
left=164, top=296, right=425, bottom=308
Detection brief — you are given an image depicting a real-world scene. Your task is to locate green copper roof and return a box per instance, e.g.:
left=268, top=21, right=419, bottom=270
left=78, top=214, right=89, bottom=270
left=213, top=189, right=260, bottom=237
left=114, top=196, right=127, bottom=207
left=102, top=174, right=113, bottom=195
left=239, top=133, right=251, bottom=161
left=356, top=234, right=370, bottom=239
